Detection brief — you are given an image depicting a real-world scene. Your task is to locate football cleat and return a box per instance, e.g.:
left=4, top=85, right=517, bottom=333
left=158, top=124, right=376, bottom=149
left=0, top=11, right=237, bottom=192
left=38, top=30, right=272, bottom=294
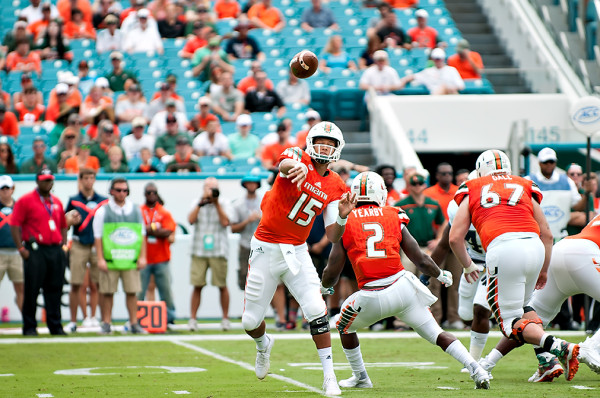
left=551, top=342, right=580, bottom=381
left=470, top=365, right=490, bottom=389
left=477, top=357, right=495, bottom=380
left=255, top=335, right=274, bottom=380
left=578, top=337, right=600, bottom=374
left=322, top=374, right=342, bottom=395
left=338, top=374, right=373, bottom=388
left=528, top=354, right=563, bottom=382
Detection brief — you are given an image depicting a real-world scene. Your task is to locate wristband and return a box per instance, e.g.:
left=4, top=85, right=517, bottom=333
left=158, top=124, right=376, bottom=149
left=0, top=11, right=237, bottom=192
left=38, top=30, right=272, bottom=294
left=336, top=215, right=347, bottom=226
left=18, top=246, right=26, bottom=253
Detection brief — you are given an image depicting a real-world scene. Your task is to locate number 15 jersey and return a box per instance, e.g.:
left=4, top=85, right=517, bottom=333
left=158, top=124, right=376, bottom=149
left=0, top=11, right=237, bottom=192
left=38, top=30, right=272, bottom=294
left=454, top=175, right=543, bottom=251
left=254, top=147, right=347, bottom=245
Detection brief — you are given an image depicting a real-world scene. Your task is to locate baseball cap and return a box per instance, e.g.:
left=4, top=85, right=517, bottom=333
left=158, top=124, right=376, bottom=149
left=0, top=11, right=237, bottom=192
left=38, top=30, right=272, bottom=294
left=104, top=14, right=118, bottom=25
left=166, top=74, right=177, bottom=83
left=41, top=3, right=51, bottom=11
left=305, top=110, right=321, bottom=121
left=137, top=8, right=150, bottom=18
left=110, top=51, right=123, bottom=60
left=95, top=77, right=109, bottom=88
left=456, top=39, right=470, bottom=52
left=55, top=83, right=69, bottom=94
left=160, top=82, right=170, bottom=91
left=176, top=136, right=189, bottom=145
left=208, top=36, right=221, bottom=47
left=236, top=114, right=252, bottom=126
left=431, top=48, right=446, bottom=60
left=198, top=96, right=211, bottom=106
left=14, top=20, right=27, bottom=29
left=128, top=83, right=141, bottom=92
left=0, top=175, right=14, bottom=189
left=241, top=174, right=261, bottom=188
left=37, top=168, right=55, bottom=181
left=132, top=116, right=146, bottom=128
left=165, top=98, right=177, bottom=107
left=538, top=147, right=557, bottom=163
left=415, top=9, right=429, bottom=19
left=409, top=173, right=426, bottom=185
left=373, top=50, right=388, bottom=60
left=567, top=163, right=583, bottom=174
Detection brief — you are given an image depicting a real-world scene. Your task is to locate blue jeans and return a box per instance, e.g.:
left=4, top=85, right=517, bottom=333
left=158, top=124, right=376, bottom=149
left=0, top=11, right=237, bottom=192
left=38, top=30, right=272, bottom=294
left=138, top=261, right=176, bottom=323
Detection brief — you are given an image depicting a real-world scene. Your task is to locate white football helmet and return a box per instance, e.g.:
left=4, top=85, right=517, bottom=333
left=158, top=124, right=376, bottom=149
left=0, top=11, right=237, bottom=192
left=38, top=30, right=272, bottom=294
left=351, top=172, right=388, bottom=207
left=467, top=170, right=478, bottom=180
left=305, top=121, right=345, bottom=164
left=476, top=149, right=511, bottom=177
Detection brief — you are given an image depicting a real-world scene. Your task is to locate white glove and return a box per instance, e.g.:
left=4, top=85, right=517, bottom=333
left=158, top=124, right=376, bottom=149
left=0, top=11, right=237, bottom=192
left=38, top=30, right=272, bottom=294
left=436, top=270, right=453, bottom=287
left=463, top=261, right=483, bottom=284
left=320, top=284, right=334, bottom=295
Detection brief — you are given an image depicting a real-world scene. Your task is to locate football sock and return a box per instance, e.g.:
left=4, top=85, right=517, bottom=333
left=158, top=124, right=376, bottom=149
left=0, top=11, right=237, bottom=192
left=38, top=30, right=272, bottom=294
left=540, top=333, right=557, bottom=352
left=318, top=347, right=335, bottom=377
left=343, top=346, right=368, bottom=380
left=254, top=334, right=271, bottom=351
left=445, top=340, right=476, bottom=369
left=486, top=348, right=504, bottom=365
left=469, top=331, right=489, bottom=361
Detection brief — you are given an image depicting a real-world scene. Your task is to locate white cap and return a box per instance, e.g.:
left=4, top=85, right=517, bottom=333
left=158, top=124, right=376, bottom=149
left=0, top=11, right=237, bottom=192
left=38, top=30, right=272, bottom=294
left=305, top=110, right=321, bottom=120
left=198, top=96, right=211, bottom=105
left=58, top=70, right=74, bottom=84
left=373, top=50, right=388, bottom=60
left=415, top=9, right=429, bottom=19
left=66, top=74, right=79, bottom=85
left=538, top=147, right=557, bottom=163
left=431, top=48, right=446, bottom=60
left=0, top=175, right=14, bottom=189
left=95, top=77, right=109, bottom=88
left=55, top=83, right=69, bottom=94
left=132, top=116, right=146, bottom=128
left=567, top=163, right=583, bottom=174
left=236, top=114, right=253, bottom=126
left=137, top=8, right=150, bottom=18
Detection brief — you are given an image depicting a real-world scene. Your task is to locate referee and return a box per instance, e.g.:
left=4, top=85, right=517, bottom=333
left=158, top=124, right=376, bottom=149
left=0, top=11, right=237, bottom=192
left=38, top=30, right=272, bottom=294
left=10, top=168, right=68, bottom=336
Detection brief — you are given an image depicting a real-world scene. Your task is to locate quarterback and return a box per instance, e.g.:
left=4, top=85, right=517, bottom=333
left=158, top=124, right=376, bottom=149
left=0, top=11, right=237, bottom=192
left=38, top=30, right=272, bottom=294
left=241, top=121, right=356, bottom=396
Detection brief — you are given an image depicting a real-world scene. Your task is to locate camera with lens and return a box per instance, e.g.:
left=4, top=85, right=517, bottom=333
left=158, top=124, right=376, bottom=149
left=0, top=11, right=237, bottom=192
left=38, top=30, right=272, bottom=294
left=211, top=188, right=220, bottom=198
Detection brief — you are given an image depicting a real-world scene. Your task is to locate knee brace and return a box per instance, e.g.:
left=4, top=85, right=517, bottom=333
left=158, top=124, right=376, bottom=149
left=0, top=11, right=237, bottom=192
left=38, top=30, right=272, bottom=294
left=523, top=305, right=536, bottom=315
left=510, top=317, right=542, bottom=344
left=309, top=314, right=330, bottom=336
left=241, top=313, right=260, bottom=332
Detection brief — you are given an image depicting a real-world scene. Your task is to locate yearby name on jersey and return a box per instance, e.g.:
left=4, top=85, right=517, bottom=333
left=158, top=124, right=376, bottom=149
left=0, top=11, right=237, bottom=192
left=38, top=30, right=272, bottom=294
left=351, top=207, right=384, bottom=218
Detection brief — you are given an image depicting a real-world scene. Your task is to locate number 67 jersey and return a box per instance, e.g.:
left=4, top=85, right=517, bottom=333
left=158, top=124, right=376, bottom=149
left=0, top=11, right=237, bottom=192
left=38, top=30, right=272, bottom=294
left=454, top=175, right=543, bottom=251
left=254, top=148, right=347, bottom=245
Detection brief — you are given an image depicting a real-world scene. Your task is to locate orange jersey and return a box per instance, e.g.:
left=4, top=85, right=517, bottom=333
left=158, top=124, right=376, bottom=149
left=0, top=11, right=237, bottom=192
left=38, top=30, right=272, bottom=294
left=454, top=175, right=543, bottom=251
left=342, top=205, right=409, bottom=289
left=254, top=147, right=346, bottom=245
left=141, top=203, right=177, bottom=264
left=566, top=213, right=600, bottom=247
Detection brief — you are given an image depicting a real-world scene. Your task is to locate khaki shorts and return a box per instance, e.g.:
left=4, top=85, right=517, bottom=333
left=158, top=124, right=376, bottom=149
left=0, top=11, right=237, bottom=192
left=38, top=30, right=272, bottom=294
left=190, top=256, right=228, bottom=287
left=0, top=251, right=23, bottom=283
left=69, top=241, right=99, bottom=285
left=99, top=268, right=141, bottom=294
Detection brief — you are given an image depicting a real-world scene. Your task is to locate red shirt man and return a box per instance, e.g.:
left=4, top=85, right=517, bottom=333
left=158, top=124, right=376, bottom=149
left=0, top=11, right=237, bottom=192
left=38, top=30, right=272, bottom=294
left=141, top=200, right=177, bottom=265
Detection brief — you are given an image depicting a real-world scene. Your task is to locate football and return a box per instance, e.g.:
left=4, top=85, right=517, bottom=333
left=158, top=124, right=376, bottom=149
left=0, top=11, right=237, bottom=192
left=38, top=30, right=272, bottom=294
left=289, top=50, right=319, bottom=79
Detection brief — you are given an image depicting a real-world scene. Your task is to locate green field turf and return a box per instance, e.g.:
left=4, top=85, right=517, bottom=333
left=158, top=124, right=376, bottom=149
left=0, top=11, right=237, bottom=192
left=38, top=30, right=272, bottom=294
left=1, top=332, right=599, bottom=397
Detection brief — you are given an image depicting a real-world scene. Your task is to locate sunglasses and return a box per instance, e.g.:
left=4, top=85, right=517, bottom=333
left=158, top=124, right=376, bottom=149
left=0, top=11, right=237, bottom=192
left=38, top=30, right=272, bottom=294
left=438, top=171, right=453, bottom=176
left=541, top=160, right=556, bottom=164
left=410, top=181, right=425, bottom=186
left=166, top=120, right=177, bottom=124
left=568, top=172, right=582, bottom=177
left=65, top=135, right=76, bottom=139
left=113, top=188, right=129, bottom=193
left=0, top=186, right=11, bottom=190
left=33, top=143, right=46, bottom=148
left=145, top=190, right=158, bottom=195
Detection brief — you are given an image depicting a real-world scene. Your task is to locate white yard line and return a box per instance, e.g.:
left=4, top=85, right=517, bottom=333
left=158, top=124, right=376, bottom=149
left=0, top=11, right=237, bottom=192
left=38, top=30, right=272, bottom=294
left=171, top=340, right=328, bottom=397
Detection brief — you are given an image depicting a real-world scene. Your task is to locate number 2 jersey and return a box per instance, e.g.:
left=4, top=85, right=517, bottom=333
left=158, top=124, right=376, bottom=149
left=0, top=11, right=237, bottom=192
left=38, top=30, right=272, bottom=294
left=342, top=205, right=410, bottom=289
left=254, top=147, right=347, bottom=245
left=454, top=175, right=543, bottom=251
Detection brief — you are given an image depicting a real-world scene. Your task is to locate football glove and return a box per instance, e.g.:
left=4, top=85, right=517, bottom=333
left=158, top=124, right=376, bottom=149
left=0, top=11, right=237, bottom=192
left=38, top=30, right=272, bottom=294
left=463, top=261, right=484, bottom=284
left=436, top=270, right=453, bottom=287
left=419, top=274, right=431, bottom=286
left=320, top=284, right=334, bottom=295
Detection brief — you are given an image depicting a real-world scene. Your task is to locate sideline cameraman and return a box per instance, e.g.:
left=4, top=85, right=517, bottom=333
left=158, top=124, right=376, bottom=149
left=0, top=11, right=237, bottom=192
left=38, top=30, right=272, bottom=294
left=187, top=177, right=232, bottom=332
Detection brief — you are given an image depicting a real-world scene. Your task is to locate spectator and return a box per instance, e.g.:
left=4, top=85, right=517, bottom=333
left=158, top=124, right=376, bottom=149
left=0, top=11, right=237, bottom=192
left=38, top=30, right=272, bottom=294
left=261, top=121, right=294, bottom=169
left=45, top=83, right=73, bottom=123
left=0, top=103, right=20, bottom=138
left=0, top=141, right=19, bottom=174
left=121, top=117, right=155, bottom=160
left=248, top=0, right=285, bottom=32
left=230, top=174, right=263, bottom=290
left=301, top=0, right=338, bottom=32
left=64, top=168, right=107, bottom=332
left=455, top=168, right=470, bottom=186
left=187, top=177, right=231, bottom=331
left=46, top=71, right=83, bottom=113
left=123, top=9, right=164, bottom=55
left=244, top=71, right=286, bottom=116
left=20, top=0, right=59, bottom=24
left=401, top=48, right=465, bottom=95
left=295, top=109, right=321, bottom=149
left=424, top=162, right=458, bottom=219
left=447, top=39, right=484, bottom=80
left=10, top=168, right=68, bottom=336
left=158, top=4, right=185, bottom=38
left=36, top=20, right=74, bottom=62
left=80, top=85, right=113, bottom=124
left=188, top=96, right=219, bottom=134
left=359, top=50, right=402, bottom=95
left=93, top=177, right=147, bottom=335
left=181, top=21, right=212, bottom=59
left=57, top=0, right=93, bottom=24
left=138, top=183, right=177, bottom=325
left=92, top=0, right=122, bottom=29
left=376, top=12, right=411, bottom=50
left=209, top=71, right=244, bottom=122
left=408, top=9, right=441, bottom=49
left=191, top=35, right=233, bottom=83
left=6, top=40, right=41, bottom=75
left=135, top=147, right=160, bottom=173
left=96, top=14, right=122, bottom=54
left=14, top=87, right=45, bottom=125
left=12, top=73, right=41, bottom=108
left=103, top=146, right=130, bottom=173
left=85, top=107, right=120, bottom=141
left=155, top=113, right=191, bottom=159
left=90, top=120, right=127, bottom=168
left=192, top=119, right=232, bottom=159
left=145, top=83, right=185, bottom=123
left=237, top=60, right=274, bottom=94
left=120, top=0, right=148, bottom=24
left=229, top=114, right=260, bottom=159
left=260, top=117, right=293, bottom=147
left=148, top=98, right=187, bottom=137
left=49, top=111, right=82, bottom=148
left=319, top=35, right=357, bottom=73
left=64, top=141, right=101, bottom=174
left=0, top=176, right=23, bottom=312
left=77, top=60, right=94, bottom=96
left=3, top=21, right=34, bottom=54
left=63, top=8, right=96, bottom=39
left=105, top=51, right=138, bottom=92
left=165, top=137, right=201, bottom=172
left=115, top=85, right=146, bottom=125
left=366, top=2, right=393, bottom=39
left=375, top=164, right=401, bottom=206
left=384, top=0, right=418, bottom=8
left=214, top=0, right=240, bottom=19
left=150, top=74, right=183, bottom=103
left=0, top=80, right=11, bottom=109
left=55, top=127, right=81, bottom=171
left=224, top=21, right=264, bottom=62
left=27, top=3, right=53, bottom=39
left=147, top=0, right=169, bottom=20
left=276, top=68, right=311, bottom=106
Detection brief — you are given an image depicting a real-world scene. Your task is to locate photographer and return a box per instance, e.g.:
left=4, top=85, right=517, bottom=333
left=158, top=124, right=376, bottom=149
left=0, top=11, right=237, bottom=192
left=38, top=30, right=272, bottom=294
left=187, top=177, right=232, bottom=331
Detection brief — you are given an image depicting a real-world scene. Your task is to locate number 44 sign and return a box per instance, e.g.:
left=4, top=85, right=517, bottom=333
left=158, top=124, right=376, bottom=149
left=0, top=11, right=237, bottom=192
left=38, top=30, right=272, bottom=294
left=137, top=301, right=167, bottom=333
